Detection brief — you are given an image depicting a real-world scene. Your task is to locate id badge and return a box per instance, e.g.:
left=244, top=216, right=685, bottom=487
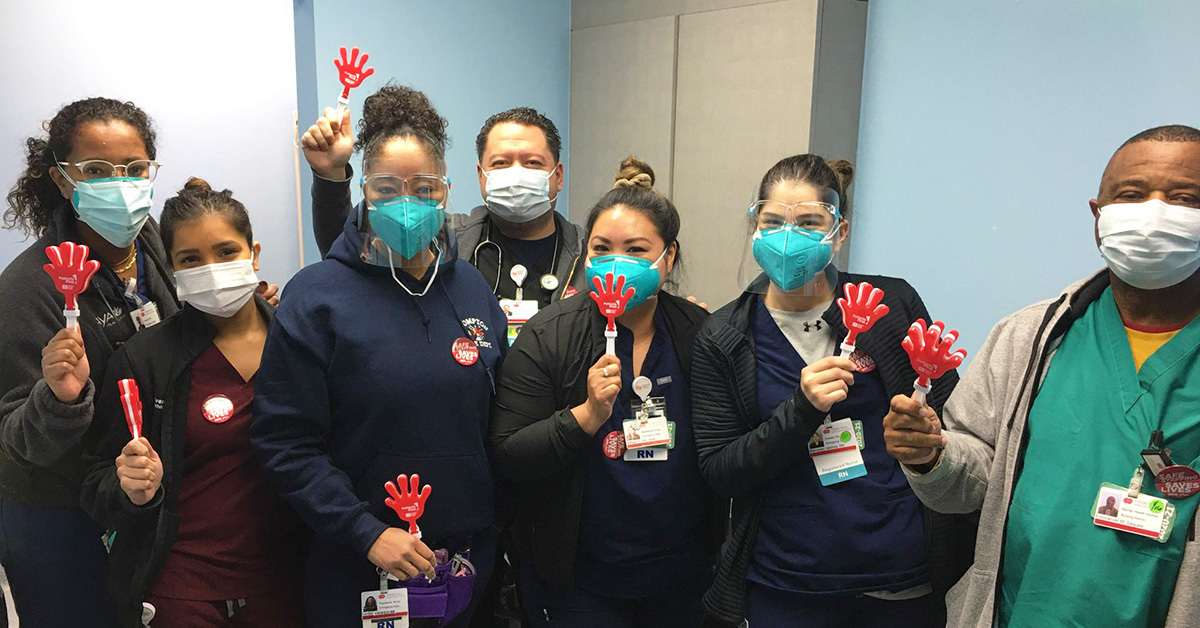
left=500, top=299, right=538, bottom=344
left=130, top=302, right=160, bottom=330
left=808, top=417, right=867, bottom=486
left=623, top=397, right=670, bottom=449
left=1092, top=482, right=1177, bottom=543
left=361, top=587, right=409, bottom=627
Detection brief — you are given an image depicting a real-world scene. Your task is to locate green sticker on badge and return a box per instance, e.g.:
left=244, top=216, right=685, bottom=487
left=840, top=431, right=852, bottom=443
left=1150, top=500, right=1166, bottom=514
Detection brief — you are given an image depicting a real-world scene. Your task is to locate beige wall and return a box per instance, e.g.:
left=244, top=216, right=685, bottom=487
left=569, top=0, right=868, bottom=307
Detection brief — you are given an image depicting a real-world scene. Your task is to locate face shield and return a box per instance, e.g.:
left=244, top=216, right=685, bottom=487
left=736, top=183, right=847, bottom=297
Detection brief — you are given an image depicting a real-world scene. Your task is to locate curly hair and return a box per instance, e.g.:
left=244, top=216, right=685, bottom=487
left=4, top=97, right=157, bottom=237
left=356, top=84, right=449, bottom=170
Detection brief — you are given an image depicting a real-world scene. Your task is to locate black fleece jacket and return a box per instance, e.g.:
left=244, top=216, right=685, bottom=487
left=691, top=271, right=976, bottom=623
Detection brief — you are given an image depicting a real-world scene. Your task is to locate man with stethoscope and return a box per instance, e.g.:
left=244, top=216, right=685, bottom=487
left=304, top=105, right=584, bottom=344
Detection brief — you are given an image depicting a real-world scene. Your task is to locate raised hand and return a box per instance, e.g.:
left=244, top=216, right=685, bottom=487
left=301, top=106, right=354, bottom=180
left=384, top=473, right=432, bottom=539
left=117, top=437, right=162, bottom=506
left=43, top=241, right=100, bottom=329
left=901, top=319, right=967, bottom=404
left=334, top=46, right=375, bottom=97
left=41, top=327, right=89, bottom=403
left=836, top=281, right=889, bottom=351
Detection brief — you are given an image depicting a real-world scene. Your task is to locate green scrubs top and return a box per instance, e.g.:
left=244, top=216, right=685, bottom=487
left=998, top=287, right=1200, bottom=627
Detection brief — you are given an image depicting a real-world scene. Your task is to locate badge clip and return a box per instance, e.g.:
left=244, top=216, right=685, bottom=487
left=1141, top=430, right=1175, bottom=477
left=1128, top=466, right=1145, bottom=498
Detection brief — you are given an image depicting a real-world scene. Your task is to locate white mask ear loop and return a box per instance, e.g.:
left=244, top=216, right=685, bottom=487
left=387, top=240, right=442, bottom=298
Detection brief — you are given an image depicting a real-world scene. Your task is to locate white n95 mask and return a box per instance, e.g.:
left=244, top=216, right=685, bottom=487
left=484, top=165, right=554, bottom=223
left=1098, top=199, right=1200, bottom=290
left=174, top=259, right=260, bottom=317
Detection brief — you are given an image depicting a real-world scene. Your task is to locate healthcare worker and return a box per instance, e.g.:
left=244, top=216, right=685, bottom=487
left=490, top=158, right=718, bottom=627
left=885, top=126, right=1200, bottom=628
left=250, top=84, right=507, bottom=627
left=80, top=178, right=303, bottom=627
left=691, top=154, right=971, bottom=626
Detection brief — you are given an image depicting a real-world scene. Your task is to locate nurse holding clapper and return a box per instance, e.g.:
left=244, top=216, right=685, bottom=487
left=690, top=154, right=971, bottom=626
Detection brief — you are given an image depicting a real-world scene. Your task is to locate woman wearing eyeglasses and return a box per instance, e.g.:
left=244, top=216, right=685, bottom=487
left=0, top=97, right=175, bottom=626
left=250, top=84, right=507, bottom=627
left=690, top=155, right=970, bottom=626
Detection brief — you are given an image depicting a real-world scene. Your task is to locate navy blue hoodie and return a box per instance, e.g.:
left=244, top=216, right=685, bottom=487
left=250, top=209, right=507, bottom=564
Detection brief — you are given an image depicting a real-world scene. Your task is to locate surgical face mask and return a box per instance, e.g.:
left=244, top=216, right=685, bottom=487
left=1098, top=199, right=1200, bottom=290
left=484, top=165, right=554, bottom=223
left=586, top=248, right=668, bottom=311
left=69, top=175, right=154, bottom=247
left=369, top=195, right=445, bottom=259
left=752, top=225, right=835, bottom=292
left=174, top=259, right=259, bottom=318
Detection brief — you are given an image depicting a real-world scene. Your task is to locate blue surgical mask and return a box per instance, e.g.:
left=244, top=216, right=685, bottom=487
left=752, top=225, right=833, bottom=291
left=70, top=176, right=154, bottom=247
left=368, top=195, right=445, bottom=259
left=586, top=248, right=668, bottom=311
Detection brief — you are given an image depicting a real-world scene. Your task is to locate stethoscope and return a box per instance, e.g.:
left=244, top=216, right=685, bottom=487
left=471, top=218, right=561, bottom=297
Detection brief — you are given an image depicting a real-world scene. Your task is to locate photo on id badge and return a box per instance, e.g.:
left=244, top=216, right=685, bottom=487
left=1096, top=488, right=1124, bottom=519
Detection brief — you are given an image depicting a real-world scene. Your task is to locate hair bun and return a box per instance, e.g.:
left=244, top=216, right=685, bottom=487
left=827, top=159, right=855, bottom=192
left=183, top=177, right=212, bottom=193
left=356, top=84, right=449, bottom=156
left=613, top=156, right=655, bottom=189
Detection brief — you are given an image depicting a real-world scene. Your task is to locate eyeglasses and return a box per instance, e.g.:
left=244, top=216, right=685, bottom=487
left=57, top=159, right=162, bottom=182
left=750, top=200, right=840, bottom=232
left=362, top=174, right=449, bottom=204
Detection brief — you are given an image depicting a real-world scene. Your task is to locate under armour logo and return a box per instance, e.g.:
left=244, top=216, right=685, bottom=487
left=803, top=321, right=823, bottom=332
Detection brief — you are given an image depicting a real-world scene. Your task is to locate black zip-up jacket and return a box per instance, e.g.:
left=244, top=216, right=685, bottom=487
left=489, top=291, right=722, bottom=593
left=0, top=208, right=178, bottom=507
left=691, top=272, right=977, bottom=623
left=79, top=299, right=304, bottom=627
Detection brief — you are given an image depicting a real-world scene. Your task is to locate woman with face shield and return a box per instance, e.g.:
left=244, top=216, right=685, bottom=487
left=80, top=178, right=303, bottom=627
left=249, top=84, right=507, bottom=627
left=490, top=158, right=720, bottom=628
left=690, top=155, right=969, bottom=626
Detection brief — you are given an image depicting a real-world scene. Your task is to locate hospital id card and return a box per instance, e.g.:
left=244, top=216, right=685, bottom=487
left=1092, top=482, right=1177, bottom=543
left=624, top=397, right=671, bottom=449
left=500, top=299, right=539, bottom=344
left=361, top=587, right=409, bottom=627
left=624, top=422, right=675, bottom=461
left=809, top=417, right=866, bottom=486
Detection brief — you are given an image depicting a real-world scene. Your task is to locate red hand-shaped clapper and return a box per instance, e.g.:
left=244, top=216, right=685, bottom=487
left=43, top=242, right=100, bottom=330
left=333, top=46, right=375, bottom=117
left=118, top=379, right=143, bottom=440
left=836, top=281, right=889, bottom=354
left=385, top=473, right=432, bottom=539
left=901, top=319, right=967, bottom=405
left=589, top=272, right=635, bottom=355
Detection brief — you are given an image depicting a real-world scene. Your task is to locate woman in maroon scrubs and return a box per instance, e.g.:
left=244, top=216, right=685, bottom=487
left=81, top=178, right=304, bottom=627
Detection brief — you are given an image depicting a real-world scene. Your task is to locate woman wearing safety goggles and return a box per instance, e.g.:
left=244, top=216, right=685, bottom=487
left=249, top=84, right=506, bottom=627
left=691, top=154, right=970, bottom=626
left=81, top=178, right=304, bottom=627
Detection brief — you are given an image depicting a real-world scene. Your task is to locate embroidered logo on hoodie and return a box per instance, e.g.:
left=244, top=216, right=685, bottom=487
left=461, top=317, right=494, bottom=349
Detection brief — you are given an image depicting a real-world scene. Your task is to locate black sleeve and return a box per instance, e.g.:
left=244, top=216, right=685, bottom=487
left=312, top=165, right=354, bottom=258
left=690, top=331, right=829, bottom=499
left=489, top=324, right=593, bottom=482
left=79, top=347, right=162, bottom=531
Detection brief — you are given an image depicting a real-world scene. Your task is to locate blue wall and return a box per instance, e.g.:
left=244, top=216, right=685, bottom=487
left=851, top=0, right=1200, bottom=359
left=294, top=0, right=572, bottom=266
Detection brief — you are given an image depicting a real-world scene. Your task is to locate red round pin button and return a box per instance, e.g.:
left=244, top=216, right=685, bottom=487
left=203, top=394, right=234, bottom=424
left=452, top=337, right=479, bottom=366
left=602, top=431, right=627, bottom=459
left=1155, top=465, right=1200, bottom=499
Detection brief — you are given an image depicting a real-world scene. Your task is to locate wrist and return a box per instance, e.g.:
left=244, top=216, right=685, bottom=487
left=571, top=404, right=603, bottom=436
left=906, top=448, right=944, bottom=474
left=313, top=163, right=351, bottom=182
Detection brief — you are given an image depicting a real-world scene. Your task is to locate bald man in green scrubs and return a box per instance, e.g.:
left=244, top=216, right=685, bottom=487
left=883, top=124, right=1200, bottom=628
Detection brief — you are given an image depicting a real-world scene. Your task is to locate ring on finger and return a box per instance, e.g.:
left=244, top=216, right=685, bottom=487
left=602, top=366, right=611, bottom=377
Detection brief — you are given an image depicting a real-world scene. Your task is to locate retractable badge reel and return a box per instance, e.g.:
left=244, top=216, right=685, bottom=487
left=333, top=46, right=375, bottom=121
left=622, top=376, right=672, bottom=461
left=836, top=281, right=889, bottom=371
left=901, top=319, right=967, bottom=405
left=43, top=241, right=100, bottom=330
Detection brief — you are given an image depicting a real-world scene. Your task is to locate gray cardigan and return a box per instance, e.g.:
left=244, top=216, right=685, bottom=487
left=905, top=270, right=1200, bottom=628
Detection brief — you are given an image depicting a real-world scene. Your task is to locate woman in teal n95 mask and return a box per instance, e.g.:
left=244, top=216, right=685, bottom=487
left=491, top=157, right=722, bottom=628
left=690, top=154, right=974, bottom=627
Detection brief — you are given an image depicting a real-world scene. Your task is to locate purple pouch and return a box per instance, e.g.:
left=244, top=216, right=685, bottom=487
left=395, top=559, right=476, bottom=626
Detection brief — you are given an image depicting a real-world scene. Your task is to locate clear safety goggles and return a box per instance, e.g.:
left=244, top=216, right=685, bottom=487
left=362, top=173, right=449, bottom=208
left=748, top=200, right=841, bottom=237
